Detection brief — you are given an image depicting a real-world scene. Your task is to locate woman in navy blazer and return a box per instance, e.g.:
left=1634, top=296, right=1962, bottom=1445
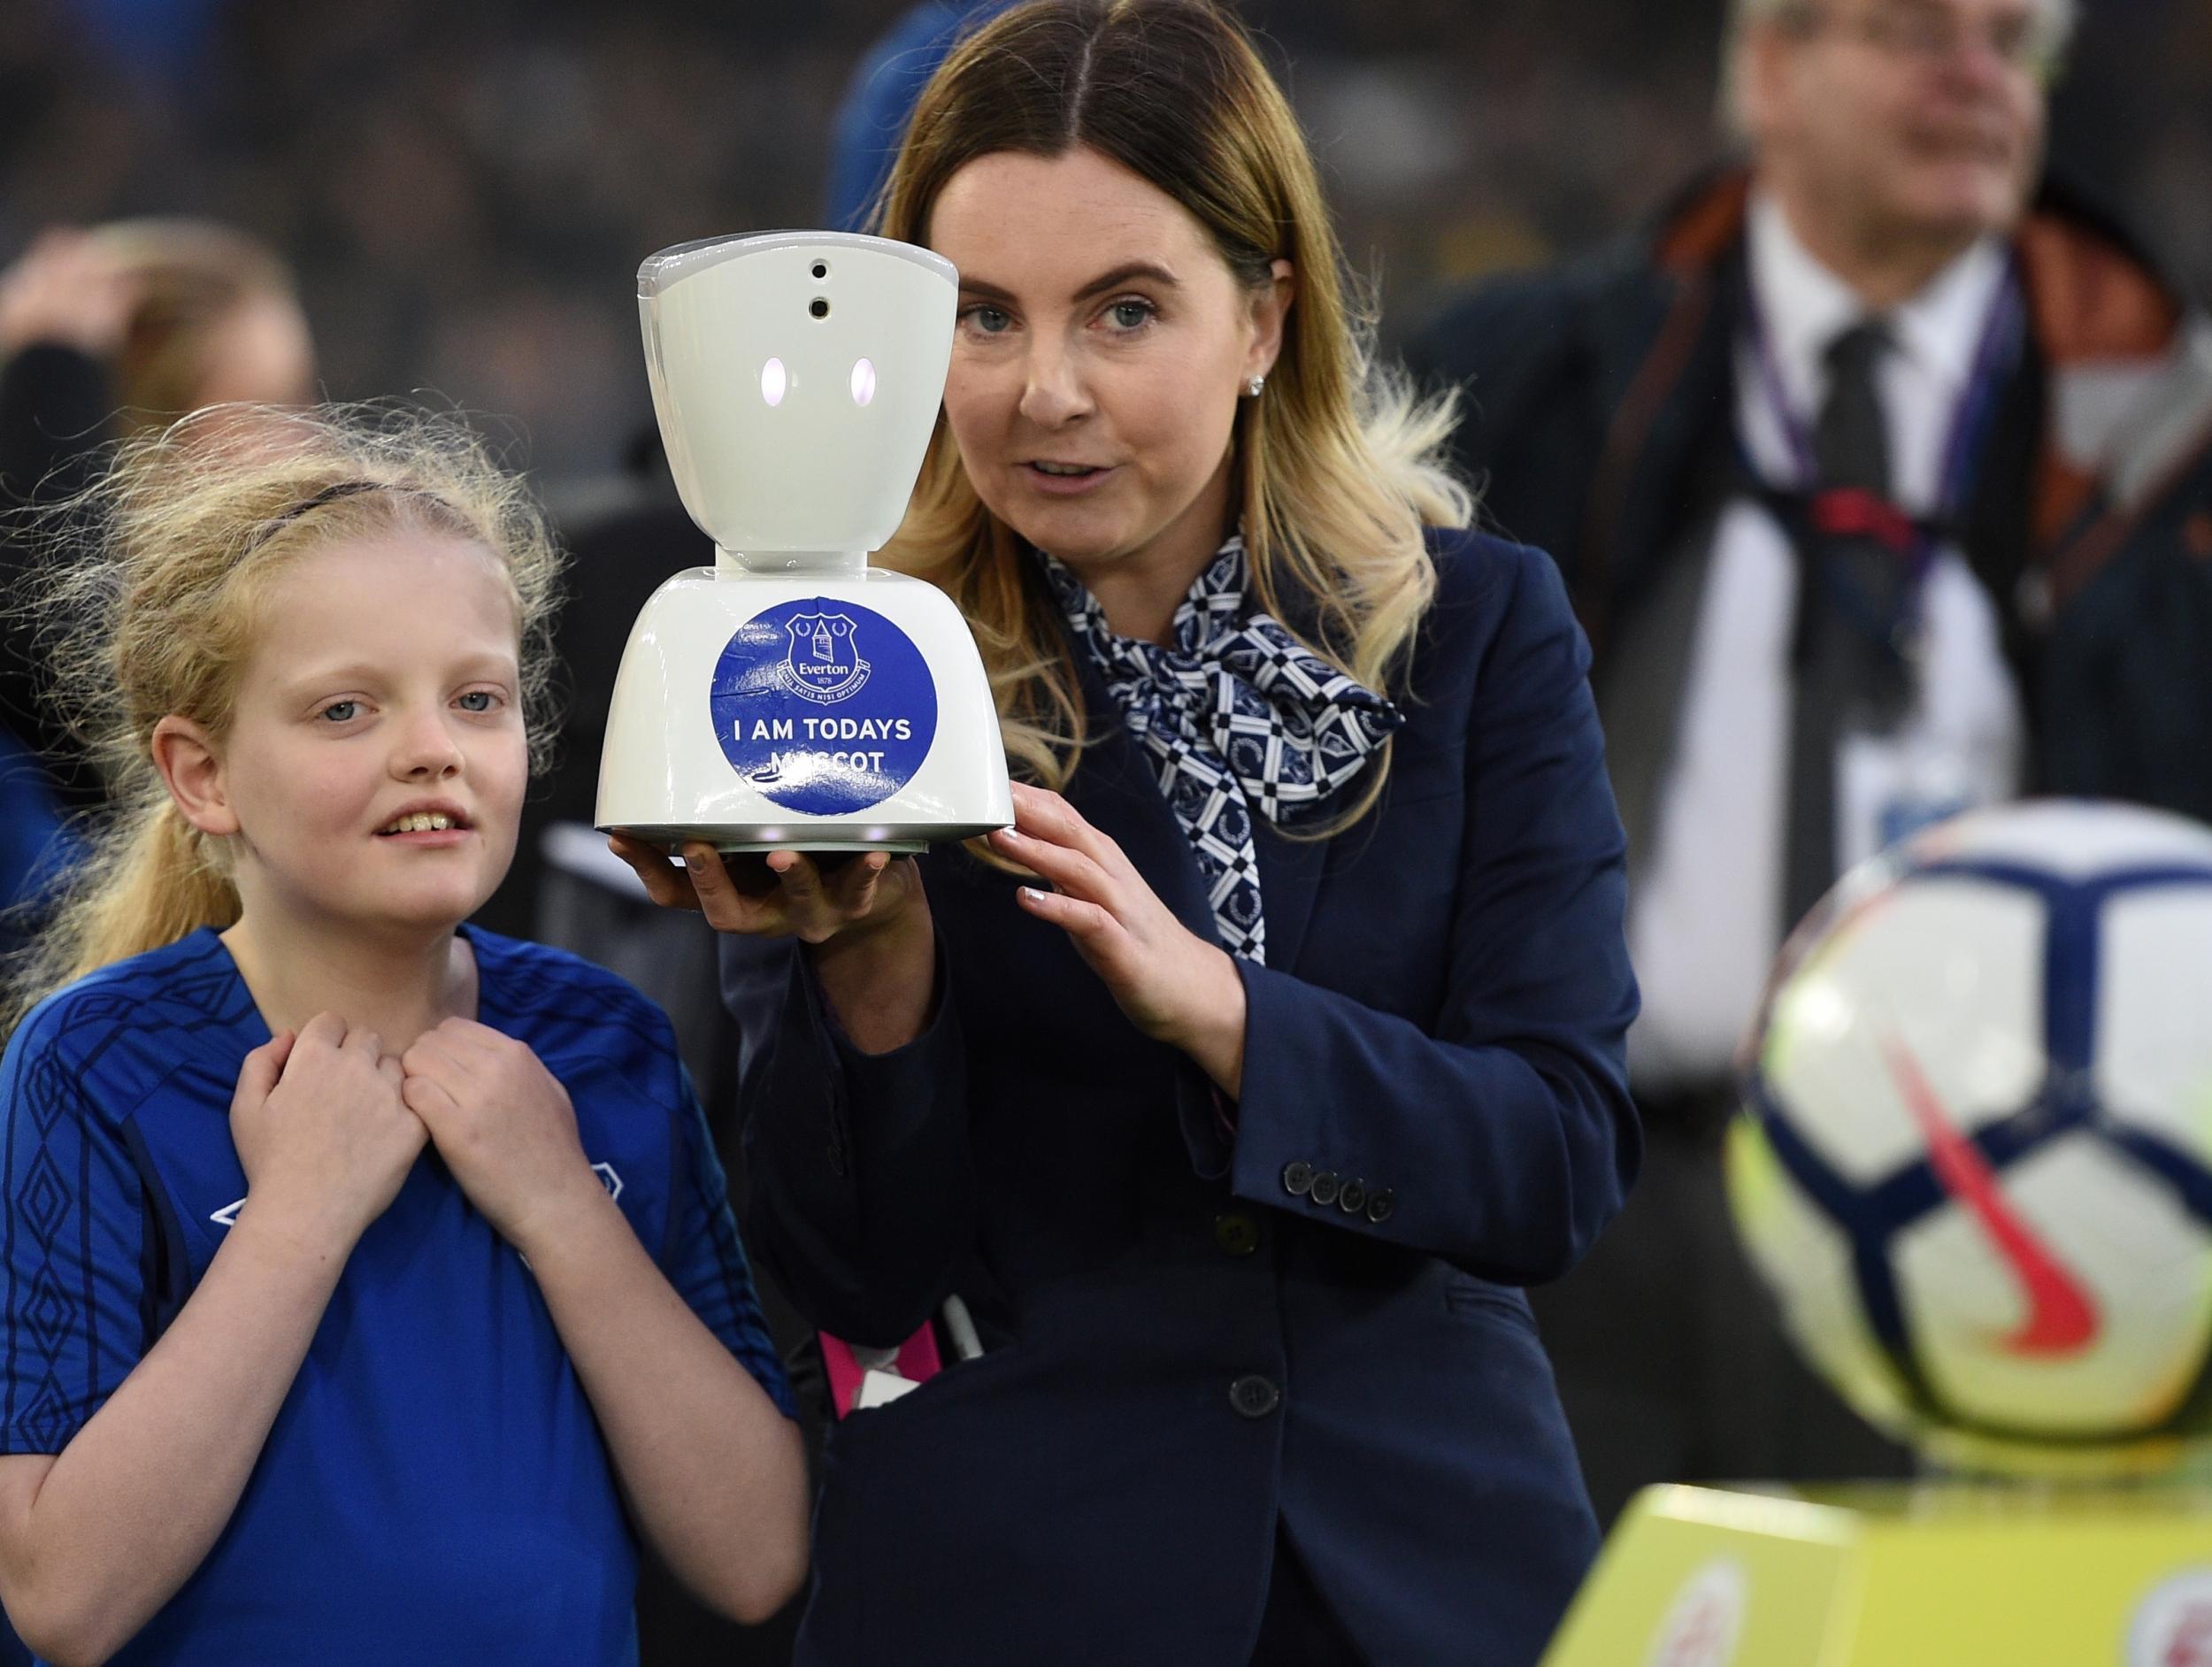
left=613, top=3, right=1640, bottom=1661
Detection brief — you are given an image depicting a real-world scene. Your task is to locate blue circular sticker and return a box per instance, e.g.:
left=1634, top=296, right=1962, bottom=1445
left=710, top=596, right=939, bottom=816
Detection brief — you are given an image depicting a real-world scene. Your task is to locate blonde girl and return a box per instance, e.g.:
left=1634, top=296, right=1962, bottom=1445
left=0, top=406, right=806, bottom=1664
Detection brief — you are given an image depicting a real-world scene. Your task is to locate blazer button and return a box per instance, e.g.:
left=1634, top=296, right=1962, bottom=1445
left=1281, top=1160, right=1314, bottom=1197
left=1337, top=1179, right=1367, bottom=1215
left=1213, top=1212, right=1261, bottom=1257
left=1365, top=1188, right=1396, bottom=1224
left=1229, top=1374, right=1281, bottom=1419
left=1308, top=1170, right=1340, bottom=1208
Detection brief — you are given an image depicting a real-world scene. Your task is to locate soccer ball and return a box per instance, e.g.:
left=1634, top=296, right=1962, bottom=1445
left=1728, top=800, right=2212, bottom=1477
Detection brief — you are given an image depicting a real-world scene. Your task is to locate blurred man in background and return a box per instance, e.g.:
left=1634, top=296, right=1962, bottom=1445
left=1409, top=0, right=2212, bottom=1522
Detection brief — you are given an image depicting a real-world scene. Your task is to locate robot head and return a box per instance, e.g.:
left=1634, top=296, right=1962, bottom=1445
left=638, top=230, right=956, bottom=558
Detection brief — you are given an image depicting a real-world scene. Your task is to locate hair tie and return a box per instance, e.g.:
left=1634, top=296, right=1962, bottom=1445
left=242, top=479, right=401, bottom=553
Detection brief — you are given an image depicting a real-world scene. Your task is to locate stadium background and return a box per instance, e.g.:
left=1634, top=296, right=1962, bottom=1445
left=4, top=0, right=2212, bottom=1661
left=4, top=0, right=2206, bottom=488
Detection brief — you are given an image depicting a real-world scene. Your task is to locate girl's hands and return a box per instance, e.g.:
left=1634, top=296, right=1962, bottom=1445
left=398, top=1019, right=602, bottom=1258
left=227, top=1011, right=612, bottom=1262
left=607, top=835, right=925, bottom=947
left=990, top=782, right=1248, bottom=1092
left=228, top=1013, right=427, bottom=1254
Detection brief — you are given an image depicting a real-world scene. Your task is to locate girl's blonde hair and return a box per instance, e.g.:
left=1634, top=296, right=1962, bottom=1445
left=875, top=0, right=1471, bottom=826
left=4, top=403, right=563, bottom=1033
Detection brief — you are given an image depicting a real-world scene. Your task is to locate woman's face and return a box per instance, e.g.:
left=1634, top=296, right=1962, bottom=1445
left=189, top=531, right=527, bottom=940
left=927, top=145, right=1291, bottom=591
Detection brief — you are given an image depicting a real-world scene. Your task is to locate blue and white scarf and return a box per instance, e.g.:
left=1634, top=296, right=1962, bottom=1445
left=1037, top=534, right=1402, bottom=964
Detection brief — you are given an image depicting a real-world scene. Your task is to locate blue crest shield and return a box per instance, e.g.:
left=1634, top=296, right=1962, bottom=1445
left=777, top=611, right=871, bottom=704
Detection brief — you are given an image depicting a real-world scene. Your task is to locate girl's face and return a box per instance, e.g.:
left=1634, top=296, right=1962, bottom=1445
left=192, top=531, right=526, bottom=940
left=927, top=145, right=1291, bottom=591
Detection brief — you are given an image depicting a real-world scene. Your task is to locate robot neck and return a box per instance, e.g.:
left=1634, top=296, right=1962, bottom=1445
left=716, top=547, right=870, bottom=576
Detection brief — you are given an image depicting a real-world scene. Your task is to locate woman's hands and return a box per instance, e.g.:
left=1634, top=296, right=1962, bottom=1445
left=228, top=1014, right=426, bottom=1257
left=608, top=835, right=936, bottom=1055
left=607, top=836, right=924, bottom=945
left=400, top=1020, right=603, bottom=1259
left=991, top=782, right=1248, bottom=1096
left=603, top=787, right=1249, bottom=1086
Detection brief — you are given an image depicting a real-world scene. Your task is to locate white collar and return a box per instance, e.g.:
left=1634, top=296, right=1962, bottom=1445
left=1746, top=191, right=2008, bottom=412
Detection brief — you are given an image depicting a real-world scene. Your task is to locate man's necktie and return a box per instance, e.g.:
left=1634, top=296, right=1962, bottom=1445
left=1781, top=319, right=1909, bottom=933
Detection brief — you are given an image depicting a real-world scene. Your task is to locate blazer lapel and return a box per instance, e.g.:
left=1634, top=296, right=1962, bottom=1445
left=1251, top=817, right=1330, bottom=975
left=1066, top=639, right=1339, bottom=974
left=1048, top=579, right=1348, bottom=975
left=1063, top=644, right=1224, bottom=952
left=1238, top=580, right=1339, bottom=976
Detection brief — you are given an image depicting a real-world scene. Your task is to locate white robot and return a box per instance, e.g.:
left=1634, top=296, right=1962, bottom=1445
left=596, top=229, right=1013, bottom=853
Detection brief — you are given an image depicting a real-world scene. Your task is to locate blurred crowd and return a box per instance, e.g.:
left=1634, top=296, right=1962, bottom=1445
left=0, top=0, right=2203, bottom=483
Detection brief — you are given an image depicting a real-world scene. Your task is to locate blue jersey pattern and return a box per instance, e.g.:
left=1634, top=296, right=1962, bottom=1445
left=0, top=926, right=794, bottom=1663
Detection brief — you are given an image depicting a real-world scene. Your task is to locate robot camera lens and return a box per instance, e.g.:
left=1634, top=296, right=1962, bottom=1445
left=810, top=261, right=828, bottom=280
left=810, top=297, right=831, bottom=319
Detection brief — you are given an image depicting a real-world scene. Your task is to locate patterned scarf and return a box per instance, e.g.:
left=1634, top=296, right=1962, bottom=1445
left=1037, top=534, right=1402, bottom=964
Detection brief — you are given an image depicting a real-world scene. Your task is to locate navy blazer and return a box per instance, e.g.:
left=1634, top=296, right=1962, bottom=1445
left=725, top=530, right=1641, bottom=1665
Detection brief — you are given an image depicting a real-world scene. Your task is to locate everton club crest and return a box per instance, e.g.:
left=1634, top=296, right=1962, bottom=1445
left=777, top=611, right=872, bottom=704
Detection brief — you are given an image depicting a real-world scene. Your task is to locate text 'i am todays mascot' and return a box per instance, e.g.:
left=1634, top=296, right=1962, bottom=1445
left=596, top=229, right=1011, bottom=852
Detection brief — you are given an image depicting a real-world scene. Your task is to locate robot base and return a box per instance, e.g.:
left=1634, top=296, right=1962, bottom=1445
left=602, top=819, right=1005, bottom=857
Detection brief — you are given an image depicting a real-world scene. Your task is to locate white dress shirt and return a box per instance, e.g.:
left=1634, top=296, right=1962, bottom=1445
left=1626, top=193, right=2028, bottom=1093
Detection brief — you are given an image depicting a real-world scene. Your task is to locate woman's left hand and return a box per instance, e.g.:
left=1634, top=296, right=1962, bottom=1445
left=991, top=781, right=1248, bottom=1095
left=399, top=1020, right=605, bottom=1256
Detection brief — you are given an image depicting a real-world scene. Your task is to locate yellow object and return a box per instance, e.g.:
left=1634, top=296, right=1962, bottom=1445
left=1541, top=1483, right=2212, bottom=1666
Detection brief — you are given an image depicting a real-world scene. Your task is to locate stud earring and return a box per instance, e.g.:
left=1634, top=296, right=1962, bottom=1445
left=1245, top=374, right=1266, bottom=398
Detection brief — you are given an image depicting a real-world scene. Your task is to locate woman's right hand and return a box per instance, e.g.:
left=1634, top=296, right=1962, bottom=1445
left=227, top=1012, right=427, bottom=1253
left=609, top=837, right=935, bottom=1053
left=607, top=837, right=926, bottom=946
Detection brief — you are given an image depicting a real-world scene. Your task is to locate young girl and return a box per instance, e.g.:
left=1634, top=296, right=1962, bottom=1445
left=0, top=406, right=808, bottom=1663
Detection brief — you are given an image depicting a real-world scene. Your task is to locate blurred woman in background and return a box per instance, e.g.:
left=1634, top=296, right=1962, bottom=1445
left=0, top=218, right=316, bottom=937
left=0, top=217, right=314, bottom=461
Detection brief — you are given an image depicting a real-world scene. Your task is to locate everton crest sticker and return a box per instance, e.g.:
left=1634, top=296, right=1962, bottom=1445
left=710, top=596, right=938, bottom=816
left=777, top=611, right=871, bottom=703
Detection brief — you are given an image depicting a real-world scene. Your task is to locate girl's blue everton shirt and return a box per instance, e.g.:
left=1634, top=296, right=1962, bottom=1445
left=0, top=926, right=795, bottom=1663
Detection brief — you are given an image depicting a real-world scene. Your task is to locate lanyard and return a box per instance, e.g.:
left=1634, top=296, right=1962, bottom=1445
left=1740, top=260, right=2024, bottom=647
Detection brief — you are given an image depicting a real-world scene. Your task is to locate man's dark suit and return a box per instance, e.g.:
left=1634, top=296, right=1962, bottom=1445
left=1407, top=169, right=2212, bottom=837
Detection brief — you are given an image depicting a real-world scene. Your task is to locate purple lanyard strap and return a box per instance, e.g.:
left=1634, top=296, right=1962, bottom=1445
left=1744, top=262, right=2025, bottom=594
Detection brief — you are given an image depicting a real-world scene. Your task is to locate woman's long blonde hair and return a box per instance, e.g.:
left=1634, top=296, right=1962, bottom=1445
left=4, top=404, right=563, bottom=1034
left=875, top=0, right=1471, bottom=825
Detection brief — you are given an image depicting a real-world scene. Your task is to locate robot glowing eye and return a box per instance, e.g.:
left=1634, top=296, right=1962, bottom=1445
left=851, top=358, right=877, bottom=407
left=760, top=357, right=787, bottom=407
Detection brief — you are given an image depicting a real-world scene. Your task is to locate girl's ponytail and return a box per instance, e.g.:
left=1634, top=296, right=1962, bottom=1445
left=32, top=792, right=240, bottom=1009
